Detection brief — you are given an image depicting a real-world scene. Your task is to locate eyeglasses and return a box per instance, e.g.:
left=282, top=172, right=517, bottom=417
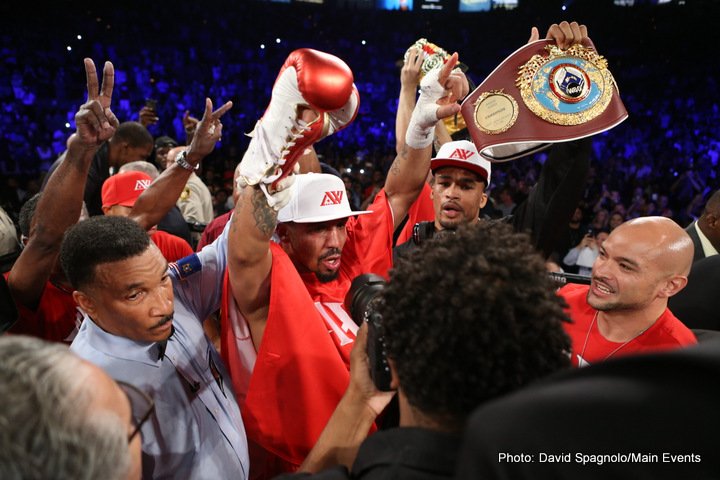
left=116, top=381, right=155, bottom=443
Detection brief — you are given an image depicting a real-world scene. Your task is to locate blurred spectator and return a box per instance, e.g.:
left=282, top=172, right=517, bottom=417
left=608, top=211, right=625, bottom=231
left=495, top=184, right=517, bottom=217
left=0, top=335, right=142, bottom=479
left=562, top=228, right=609, bottom=277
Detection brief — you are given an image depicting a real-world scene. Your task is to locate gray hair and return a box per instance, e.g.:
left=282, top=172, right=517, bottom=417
left=0, top=336, right=130, bottom=480
left=119, top=160, right=160, bottom=180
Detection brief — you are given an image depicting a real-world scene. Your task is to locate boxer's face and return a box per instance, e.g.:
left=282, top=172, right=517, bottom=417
left=279, top=218, right=348, bottom=283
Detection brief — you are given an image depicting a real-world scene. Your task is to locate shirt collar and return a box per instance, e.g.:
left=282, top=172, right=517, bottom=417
left=695, top=222, right=719, bottom=257
left=81, top=313, right=164, bottom=367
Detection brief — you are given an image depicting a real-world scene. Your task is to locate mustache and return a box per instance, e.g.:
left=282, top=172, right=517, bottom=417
left=151, top=313, right=174, bottom=329
left=319, top=248, right=342, bottom=261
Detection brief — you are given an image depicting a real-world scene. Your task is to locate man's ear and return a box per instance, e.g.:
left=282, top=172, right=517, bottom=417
left=276, top=223, right=291, bottom=244
left=479, top=192, right=488, bottom=209
left=660, top=275, right=688, bottom=299
left=73, top=290, right=96, bottom=316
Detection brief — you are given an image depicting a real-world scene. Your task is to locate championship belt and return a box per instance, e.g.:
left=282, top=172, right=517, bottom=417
left=461, top=39, right=628, bottom=162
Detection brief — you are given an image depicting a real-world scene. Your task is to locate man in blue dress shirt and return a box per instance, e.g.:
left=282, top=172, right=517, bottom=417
left=63, top=215, right=249, bottom=479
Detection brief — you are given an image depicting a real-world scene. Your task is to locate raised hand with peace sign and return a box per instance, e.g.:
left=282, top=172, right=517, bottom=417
left=181, top=98, right=233, bottom=169
left=72, top=58, right=119, bottom=149
left=130, top=97, right=232, bottom=231
left=7, top=57, right=120, bottom=319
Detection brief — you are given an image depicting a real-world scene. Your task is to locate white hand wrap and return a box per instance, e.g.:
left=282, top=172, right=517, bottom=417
left=237, top=162, right=299, bottom=211
left=405, top=66, right=446, bottom=149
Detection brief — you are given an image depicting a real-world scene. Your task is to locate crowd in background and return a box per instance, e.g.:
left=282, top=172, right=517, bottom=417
left=1, top=1, right=718, bottom=249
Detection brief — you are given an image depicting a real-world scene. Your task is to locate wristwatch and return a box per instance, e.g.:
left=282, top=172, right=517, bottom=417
left=175, top=150, right=199, bottom=171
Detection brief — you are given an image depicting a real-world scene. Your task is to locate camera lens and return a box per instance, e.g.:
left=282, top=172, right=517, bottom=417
left=344, top=273, right=386, bottom=326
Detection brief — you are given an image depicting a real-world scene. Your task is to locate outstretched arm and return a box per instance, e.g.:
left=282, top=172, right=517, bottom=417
left=130, top=98, right=231, bottom=230
left=8, top=59, right=118, bottom=309
left=227, top=182, right=276, bottom=334
left=384, top=53, right=469, bottom=229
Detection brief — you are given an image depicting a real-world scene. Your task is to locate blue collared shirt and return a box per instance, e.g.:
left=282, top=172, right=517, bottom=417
left=71, top=223, right=249, bottom=479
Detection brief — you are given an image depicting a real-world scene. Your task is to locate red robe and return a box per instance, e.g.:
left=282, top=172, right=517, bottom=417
left=221, top=191, right=394, bottom=479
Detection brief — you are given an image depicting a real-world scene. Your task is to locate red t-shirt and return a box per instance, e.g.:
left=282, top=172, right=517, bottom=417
left=560, top=283, right=697, bottom=367
left=4, top=272, right=80, bottom=344
left=151, top=229, right=193, bottom=262
left=221, top=190, right=394, bottom=478
left=395, top=182, right=434, bottom=246
left=197, top=211, right=231, bottom=252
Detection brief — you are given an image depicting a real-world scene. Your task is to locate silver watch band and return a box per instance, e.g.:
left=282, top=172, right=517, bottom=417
left=175, top=150, right=199, bottom=171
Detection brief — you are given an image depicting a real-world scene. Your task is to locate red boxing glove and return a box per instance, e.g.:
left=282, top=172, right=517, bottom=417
left=240, top=49, right=359, bottom=190
left=281, top=48, right=355, bottom=112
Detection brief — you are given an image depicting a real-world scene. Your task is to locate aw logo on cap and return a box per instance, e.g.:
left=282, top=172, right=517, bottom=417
left=320, top=190, right=344, bottom=207
left=135, top=179, right=151, bottom=191
left=449, top=149, right=475, bottom=160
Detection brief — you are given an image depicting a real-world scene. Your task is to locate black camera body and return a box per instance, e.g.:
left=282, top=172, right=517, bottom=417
left=344, top=273, right=393, bottom=391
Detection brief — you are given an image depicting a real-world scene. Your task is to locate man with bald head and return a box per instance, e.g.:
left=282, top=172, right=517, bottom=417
left=560, top=216, right=697, bottom=367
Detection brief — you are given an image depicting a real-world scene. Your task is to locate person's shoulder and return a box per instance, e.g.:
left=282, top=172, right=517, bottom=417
left=168, top=252, right=203, bottom=282
left=657, top=308, right=698, bottom=346
left=558, top=283, right=588, bottom=300
left=69, top=320, right=104, bottom=359
left=154, top=229, right=190, bottom=245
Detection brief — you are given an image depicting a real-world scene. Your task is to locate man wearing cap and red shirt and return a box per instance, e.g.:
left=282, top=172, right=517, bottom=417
left=101, top=170, right=193, bottom=263
left=222, top=48, right=468, bottom=478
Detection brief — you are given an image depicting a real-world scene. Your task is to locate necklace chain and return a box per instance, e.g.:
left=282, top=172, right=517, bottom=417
left=579, top=311, right=649, bottom=365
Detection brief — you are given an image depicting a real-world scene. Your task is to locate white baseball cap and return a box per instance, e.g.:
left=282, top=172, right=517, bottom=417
left=277, top=173, right=372, bottom=223
left=430, top=140, right=492, bottom=185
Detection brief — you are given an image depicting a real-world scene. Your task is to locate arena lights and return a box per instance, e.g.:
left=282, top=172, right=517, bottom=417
left=66, top=46, right=72, bottom=52
left=260, top=44, right=265, bottom=49
left=361, top=40, right=366, bottom=45
left=65, top=122, right=71, bottom=128
left=77, top=35, right=82, bottom=40
left=275, top=38, right=281, bottom=44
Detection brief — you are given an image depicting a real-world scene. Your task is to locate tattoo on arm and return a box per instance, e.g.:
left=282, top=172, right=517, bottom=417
left=251, top=187, right=277, bottom=238
left=389, top=145, right=407, bottom=177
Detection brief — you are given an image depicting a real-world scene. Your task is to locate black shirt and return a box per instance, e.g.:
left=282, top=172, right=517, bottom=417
left=277, top=427, right=461, bottom=480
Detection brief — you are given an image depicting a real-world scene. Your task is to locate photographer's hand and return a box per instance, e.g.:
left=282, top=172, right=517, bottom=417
left=347, top=322, right=396, bottom=416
